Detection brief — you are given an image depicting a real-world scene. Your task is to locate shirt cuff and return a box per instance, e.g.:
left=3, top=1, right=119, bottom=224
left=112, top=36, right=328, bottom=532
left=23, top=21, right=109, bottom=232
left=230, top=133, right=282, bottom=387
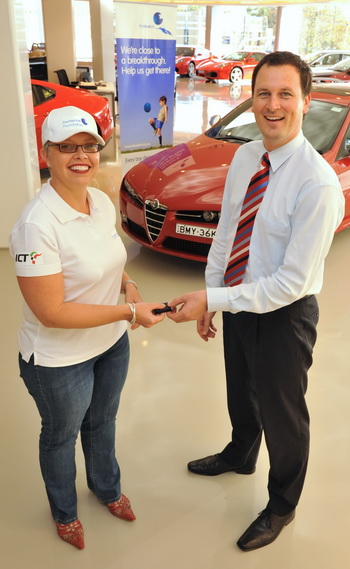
left=207, top=286, right=232, bottom=312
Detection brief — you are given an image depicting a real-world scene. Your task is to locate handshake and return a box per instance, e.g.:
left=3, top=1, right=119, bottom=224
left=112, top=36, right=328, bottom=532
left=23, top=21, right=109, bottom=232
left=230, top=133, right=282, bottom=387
left=128, top=290, right=216, bottom=342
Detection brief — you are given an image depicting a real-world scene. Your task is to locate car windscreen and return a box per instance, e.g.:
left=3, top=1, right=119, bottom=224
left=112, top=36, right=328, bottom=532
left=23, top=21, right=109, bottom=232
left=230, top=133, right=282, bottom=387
left=206, top=98, right=348, bottom=154
left=331, top=57, right=350, bottom=71
left=31, top=83, right=56, bottom=106
left=223, top=52, right=249, bottom=61
left=176, top=47, right=195, bottom=57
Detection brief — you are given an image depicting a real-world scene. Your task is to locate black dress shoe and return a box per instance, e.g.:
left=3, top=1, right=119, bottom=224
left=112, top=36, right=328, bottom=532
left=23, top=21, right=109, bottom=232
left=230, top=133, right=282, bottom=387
left=187, top=454, right=256, bottom=476
left=237, top=508, right=295, bottom=551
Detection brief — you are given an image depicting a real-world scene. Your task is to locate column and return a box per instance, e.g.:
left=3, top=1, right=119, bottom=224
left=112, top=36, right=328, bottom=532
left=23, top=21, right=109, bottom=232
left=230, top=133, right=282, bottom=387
left=89, top=0, right=115, bottom=84
left=41, top=0, right=76, bottom=83
left=275, top=6, right=303, bottom=53
left=205, top=7, right=212, bottom=51
left=0, top=0, right=40, bottom=247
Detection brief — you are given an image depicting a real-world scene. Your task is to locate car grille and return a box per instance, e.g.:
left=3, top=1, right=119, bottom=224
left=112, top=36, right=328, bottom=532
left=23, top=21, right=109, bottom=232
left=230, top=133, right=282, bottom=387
left=145, top=202, right=167, bottom=242
left=176, top=210, right=219, bottom=224
left=124, top=220, right=209, bottom=260
left=127, top=220, right=148, bottom=241
left=163, top=237, right=210, bottom=259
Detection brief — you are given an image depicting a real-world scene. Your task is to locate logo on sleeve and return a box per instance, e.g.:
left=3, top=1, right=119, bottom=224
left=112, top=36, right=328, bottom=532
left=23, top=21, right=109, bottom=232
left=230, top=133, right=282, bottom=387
left=15, top=251, right=43, bottom=265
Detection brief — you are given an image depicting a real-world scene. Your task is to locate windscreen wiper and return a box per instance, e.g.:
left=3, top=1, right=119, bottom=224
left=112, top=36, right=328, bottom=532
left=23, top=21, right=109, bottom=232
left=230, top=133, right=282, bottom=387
left=214, top=135, right=253, bottom=143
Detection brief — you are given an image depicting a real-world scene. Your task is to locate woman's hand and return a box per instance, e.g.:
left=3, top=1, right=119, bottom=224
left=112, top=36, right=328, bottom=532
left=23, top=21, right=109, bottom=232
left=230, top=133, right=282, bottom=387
left=129, top=302, right=168, bottom=330
left=122, top=276, right=143, bottom=304
left=125, top=287, right=143, bottom=305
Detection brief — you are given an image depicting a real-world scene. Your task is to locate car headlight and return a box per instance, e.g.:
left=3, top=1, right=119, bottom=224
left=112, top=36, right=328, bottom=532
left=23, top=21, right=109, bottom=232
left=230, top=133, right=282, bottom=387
left=122, top=178, right=143, bottom=206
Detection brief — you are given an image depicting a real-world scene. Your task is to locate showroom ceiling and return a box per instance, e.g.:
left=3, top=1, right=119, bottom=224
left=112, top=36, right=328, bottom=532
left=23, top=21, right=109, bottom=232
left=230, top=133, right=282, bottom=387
left=123, top=0, right=346, bottom=5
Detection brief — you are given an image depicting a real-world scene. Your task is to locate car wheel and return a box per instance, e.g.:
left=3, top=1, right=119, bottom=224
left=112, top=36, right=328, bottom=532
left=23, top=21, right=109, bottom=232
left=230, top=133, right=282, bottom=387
left=187, top=61, right=196, bottom=77
left=229, top=67, right=243, bottom=83
left=187, top=77, right=195, bottom=92
left=229, top=82, right=242, bottom=99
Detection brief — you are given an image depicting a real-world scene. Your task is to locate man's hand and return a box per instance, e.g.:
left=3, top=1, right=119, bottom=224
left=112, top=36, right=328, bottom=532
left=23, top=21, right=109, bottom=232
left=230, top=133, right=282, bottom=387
left=197, top=311, right=217, bottom=342
left=167, top=290, right=207, bottom=323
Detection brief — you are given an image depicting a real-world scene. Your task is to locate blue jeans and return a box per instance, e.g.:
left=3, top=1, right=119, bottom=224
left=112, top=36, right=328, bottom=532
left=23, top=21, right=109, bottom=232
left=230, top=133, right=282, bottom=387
left=19, top=332, right=129, bottom=524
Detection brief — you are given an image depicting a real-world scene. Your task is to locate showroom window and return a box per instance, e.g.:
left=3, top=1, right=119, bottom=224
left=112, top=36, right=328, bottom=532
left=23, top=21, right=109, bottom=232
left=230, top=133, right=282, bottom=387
left=22, top=0, right=44, bottom=50
left=21, top=2, right=350, bottom=63
left=73, top=0, right=92, bottom=62
left=300, top=3, right=350, bottom=56
left=176, top=5, right=206, bottom=47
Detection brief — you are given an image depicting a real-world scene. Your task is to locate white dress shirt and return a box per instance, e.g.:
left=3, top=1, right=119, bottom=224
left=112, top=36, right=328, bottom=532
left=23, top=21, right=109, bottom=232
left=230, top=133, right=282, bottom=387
left=206, top=131, right=345, bottom=314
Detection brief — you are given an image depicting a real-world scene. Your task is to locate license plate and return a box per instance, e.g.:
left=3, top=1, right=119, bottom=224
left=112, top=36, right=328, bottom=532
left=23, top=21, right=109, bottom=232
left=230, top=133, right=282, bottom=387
left=175, top=223, right=216, bottom=239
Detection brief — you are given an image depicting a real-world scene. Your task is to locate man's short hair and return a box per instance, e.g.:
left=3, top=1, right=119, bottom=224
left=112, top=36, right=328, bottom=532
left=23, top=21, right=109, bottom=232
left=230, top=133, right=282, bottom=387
left=252, top=51, right=312, bottom=97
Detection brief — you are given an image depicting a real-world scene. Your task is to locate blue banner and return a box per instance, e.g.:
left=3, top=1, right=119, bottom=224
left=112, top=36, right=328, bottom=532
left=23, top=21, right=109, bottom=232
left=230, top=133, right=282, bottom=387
left=115, top=3, right=176, bottom=174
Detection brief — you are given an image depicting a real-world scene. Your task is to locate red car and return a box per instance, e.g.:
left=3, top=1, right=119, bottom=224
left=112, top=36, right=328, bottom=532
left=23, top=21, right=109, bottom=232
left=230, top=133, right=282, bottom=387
left=196, top=50, right=267, bottom=83
left=175, top=46, right=214, bottom=78
left=312, top=57, right=350, bottom=83
left=31, top=79, right=113, bottom=169
left=119, top=84, right=350, bottom=262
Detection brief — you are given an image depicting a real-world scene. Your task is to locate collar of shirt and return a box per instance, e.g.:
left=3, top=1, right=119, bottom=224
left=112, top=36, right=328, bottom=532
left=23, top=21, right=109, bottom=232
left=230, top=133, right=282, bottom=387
left=38, top=180, right=99, bottom=224
left=264, top=131, right=305, bottom=174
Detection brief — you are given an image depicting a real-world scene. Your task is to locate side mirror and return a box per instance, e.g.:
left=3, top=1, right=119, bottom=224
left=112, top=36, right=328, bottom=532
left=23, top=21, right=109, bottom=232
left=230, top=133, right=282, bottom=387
left=209, top=114, right=221, bottom=126
left=344, top=138, right=350, bottom=154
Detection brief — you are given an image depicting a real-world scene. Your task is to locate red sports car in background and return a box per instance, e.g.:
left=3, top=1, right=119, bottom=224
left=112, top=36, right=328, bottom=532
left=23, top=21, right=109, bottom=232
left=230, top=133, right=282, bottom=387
left=175, top=45, right=214, bottom=77
left=196, top=50, right=267, bottom=83
left=31, top=79, right=113, bottom=169
left=119, top=84, right=350, bottom=262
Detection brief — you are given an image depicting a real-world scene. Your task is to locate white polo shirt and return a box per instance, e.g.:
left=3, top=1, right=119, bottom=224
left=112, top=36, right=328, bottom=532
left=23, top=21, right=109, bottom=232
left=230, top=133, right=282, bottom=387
left=10, top=181, right=127, bottom=367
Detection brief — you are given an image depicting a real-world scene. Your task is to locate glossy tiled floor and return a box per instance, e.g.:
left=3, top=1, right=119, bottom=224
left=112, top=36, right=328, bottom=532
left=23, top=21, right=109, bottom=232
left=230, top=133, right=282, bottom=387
left=1, top=78, right=350, bottom=568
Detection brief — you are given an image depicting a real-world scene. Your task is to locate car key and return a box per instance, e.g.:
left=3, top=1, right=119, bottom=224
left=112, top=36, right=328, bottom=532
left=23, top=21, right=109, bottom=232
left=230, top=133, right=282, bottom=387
left=152, top=304, right=173, bottom=315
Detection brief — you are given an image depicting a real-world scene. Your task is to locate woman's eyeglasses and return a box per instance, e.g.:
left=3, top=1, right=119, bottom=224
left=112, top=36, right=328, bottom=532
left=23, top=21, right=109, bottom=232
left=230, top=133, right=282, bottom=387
left=47, top=143, right=103, bottom=153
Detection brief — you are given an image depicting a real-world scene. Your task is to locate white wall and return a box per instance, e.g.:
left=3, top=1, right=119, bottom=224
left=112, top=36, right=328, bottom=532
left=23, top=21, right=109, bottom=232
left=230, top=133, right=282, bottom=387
left=0, top=0, right=40, bottom=248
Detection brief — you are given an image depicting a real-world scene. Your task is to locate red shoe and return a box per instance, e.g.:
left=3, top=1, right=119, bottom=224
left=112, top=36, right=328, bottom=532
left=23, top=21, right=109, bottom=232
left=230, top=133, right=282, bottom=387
left=56, top=519, right=85, bottom=549
left=107, top=494, right=136, bottom=521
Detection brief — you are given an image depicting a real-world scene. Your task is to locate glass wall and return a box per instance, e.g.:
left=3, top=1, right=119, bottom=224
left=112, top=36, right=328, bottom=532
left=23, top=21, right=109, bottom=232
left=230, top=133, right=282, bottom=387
left=21, top=2, right=350, bottom=63
left=73, top=0, right=92, bottom=61
left=22, top=0, right=44, bottom=50
left=299, top=3, right=350, bottom=57
left=210, top=5, right=276, bottom=56
left=176, top=3, right=350, bottom=58
left=175, top=5, right=206, bottom=47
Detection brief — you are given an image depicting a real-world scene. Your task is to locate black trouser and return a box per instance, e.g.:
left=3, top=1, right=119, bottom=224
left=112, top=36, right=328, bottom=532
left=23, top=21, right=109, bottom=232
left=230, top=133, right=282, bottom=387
left=221, top=295, right=319, bottom=515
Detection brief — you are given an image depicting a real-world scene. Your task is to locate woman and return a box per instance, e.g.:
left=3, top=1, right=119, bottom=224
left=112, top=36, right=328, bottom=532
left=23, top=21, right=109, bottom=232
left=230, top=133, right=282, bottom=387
left=10, top=106, right=166, bottom=549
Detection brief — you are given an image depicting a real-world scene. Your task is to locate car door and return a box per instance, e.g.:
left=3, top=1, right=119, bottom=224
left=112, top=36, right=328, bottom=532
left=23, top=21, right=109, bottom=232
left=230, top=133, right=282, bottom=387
left=334, top=120, right=350, bottom=230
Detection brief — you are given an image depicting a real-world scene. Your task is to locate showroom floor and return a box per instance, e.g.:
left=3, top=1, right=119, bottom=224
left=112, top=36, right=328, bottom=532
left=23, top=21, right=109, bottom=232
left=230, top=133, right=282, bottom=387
left=1, top=78, right=350, bottom=569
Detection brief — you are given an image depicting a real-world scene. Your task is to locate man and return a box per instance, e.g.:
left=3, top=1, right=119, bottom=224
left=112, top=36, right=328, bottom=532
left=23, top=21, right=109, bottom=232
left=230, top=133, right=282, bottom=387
left=167, top=52, right=344, bottom=551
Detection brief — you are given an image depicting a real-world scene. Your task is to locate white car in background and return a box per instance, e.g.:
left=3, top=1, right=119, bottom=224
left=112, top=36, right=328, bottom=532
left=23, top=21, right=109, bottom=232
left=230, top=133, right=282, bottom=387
left=307, top=50, right=350, bottom=69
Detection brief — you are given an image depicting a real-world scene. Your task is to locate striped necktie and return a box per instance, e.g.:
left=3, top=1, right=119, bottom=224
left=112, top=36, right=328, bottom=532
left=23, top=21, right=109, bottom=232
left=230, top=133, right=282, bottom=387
left=224, top=152, right=270, bottom=287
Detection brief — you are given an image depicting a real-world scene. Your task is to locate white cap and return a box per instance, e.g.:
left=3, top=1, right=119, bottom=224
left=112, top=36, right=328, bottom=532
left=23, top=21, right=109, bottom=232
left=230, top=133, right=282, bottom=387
left=41, top=106, right=105, bottom=146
